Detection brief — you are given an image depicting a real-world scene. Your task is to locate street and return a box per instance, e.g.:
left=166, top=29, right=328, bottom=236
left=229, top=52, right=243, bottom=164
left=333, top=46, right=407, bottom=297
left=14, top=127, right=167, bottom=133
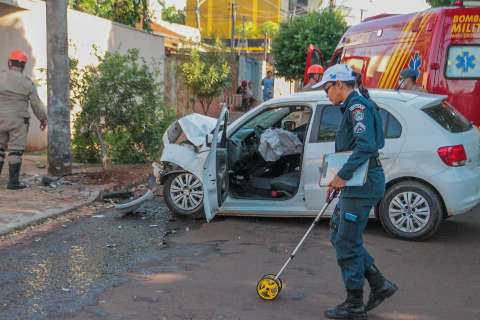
left=0, top=197, right=479, bottom=320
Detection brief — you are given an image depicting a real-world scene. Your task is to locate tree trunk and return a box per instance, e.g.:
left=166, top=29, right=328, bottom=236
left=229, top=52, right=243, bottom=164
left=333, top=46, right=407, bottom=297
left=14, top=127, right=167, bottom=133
left=47, top=0, right=72, bottom=176
left=95, top=127, right=111, bottom=171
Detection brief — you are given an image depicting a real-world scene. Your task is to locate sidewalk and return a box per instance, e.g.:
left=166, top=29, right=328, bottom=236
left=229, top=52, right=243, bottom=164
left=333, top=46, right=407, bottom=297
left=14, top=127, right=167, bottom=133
left=0, top=154, right=152, bottom=236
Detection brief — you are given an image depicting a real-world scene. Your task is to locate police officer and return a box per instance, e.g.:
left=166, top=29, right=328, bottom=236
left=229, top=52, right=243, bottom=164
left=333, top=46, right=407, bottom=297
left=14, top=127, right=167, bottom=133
left=303, top=64, right=324, bottom=90
left=398, top=68, right=426, bottom=92
left=313, top=65, right=398, bottom=320
left=0, top=50, right=47, bottom=189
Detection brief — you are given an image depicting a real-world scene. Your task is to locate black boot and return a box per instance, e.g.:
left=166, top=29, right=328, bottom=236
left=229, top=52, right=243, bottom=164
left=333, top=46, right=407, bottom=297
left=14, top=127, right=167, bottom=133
left=325, top=289, right=367, bottom=320
left=7, top=162, right=27, bottom=190
left=0, top=161, right=3, bottom=176
left=365, top=265, right=398, bottom=311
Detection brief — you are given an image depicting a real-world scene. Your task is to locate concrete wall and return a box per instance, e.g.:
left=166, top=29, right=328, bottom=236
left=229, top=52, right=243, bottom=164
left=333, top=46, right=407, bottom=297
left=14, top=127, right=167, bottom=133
left=0, top=0, right=165, bottom=151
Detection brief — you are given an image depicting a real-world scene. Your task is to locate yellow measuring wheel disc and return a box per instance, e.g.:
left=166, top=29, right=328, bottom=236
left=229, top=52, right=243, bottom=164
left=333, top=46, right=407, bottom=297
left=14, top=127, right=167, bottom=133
left=256, top=274, right=282, bottom=300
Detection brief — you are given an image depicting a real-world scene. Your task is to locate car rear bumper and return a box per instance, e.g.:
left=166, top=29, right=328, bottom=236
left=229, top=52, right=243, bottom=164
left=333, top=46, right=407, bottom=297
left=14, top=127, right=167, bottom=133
left=433, top=167, right=480, bottom=216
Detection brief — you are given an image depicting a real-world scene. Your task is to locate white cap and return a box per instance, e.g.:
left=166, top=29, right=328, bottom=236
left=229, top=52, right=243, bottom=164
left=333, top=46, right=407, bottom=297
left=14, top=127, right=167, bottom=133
left=312, top=64, right=356, bottom=89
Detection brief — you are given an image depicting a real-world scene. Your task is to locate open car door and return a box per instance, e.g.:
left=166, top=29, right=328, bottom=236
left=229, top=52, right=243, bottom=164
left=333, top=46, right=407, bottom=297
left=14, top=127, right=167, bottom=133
left=203, top=106, right=229, bottom=222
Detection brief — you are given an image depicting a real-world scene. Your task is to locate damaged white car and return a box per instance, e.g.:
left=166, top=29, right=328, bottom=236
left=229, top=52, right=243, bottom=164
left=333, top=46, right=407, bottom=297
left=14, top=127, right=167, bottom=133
left=154, top=90, right=480, bottom=240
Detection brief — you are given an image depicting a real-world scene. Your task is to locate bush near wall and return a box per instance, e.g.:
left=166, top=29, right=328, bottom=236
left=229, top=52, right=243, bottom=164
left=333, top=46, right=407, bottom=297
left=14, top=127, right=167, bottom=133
left=72, top=49, right=175, bottom=166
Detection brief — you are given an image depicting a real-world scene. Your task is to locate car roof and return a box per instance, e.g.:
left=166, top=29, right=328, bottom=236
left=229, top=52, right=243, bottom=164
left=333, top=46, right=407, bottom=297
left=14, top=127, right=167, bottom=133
left=267, top=89, right=447, bottom=110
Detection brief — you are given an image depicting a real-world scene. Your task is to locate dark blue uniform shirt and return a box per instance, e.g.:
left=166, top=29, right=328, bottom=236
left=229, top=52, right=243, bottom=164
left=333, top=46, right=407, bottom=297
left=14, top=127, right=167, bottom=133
left=335, top=91, right=385, bottom=199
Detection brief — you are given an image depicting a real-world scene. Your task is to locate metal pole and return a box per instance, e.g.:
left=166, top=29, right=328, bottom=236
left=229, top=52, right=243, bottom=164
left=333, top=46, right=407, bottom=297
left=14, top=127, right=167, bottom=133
left=231, top=1, right=236, bottom=51
left=46, top=0, right=72, bottom=176
left=195, top=0, right=201, bottom=30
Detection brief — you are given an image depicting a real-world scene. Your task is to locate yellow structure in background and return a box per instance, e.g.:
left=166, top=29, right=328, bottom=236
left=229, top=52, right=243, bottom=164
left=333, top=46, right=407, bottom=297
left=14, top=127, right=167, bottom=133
left=186, top=0, right=285, bottom=40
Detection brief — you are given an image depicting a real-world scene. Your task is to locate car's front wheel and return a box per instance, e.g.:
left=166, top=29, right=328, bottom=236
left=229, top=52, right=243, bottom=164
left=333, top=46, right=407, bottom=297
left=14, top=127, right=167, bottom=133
left=379, top=181, right=443, bottom=241
left=164, top=172, right=204, bottom=218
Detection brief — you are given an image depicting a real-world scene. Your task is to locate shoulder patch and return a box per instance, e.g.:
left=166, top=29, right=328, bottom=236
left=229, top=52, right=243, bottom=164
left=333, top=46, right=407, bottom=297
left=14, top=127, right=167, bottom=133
left=348, top=104, right=365, bottom=112
left=352, top=109, right=364, bottom=122
left=353, top=122, right=366, bottom=134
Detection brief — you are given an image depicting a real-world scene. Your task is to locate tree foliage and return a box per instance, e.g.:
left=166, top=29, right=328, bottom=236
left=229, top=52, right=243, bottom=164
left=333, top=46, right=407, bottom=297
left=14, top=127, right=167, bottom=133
left=271, top=9, right=347, bottom=81
left=180, top=44, right=231, bottom=115
left=426, top=0, right=452, bottom=6
left=161, top=5, right=185, bottom=24
left=72, top=49, right=175, bottom=167
left=68, top=0, right=153, bottom=31
left=260, top=21, right=279, bottom=38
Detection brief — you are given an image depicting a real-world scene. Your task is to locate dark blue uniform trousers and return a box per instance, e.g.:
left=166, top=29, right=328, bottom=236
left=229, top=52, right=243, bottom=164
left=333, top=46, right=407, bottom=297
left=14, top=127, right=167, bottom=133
left=330, top=197, right=380, bottom=290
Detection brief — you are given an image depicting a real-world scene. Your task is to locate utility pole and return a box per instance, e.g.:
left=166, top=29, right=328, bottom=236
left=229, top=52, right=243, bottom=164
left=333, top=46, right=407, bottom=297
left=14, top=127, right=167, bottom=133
left=240, top=15, right=247, bottom=53
left=195, top=0, right=207, bottom=34
left=360, top=8, right=366, bottom=21
left=195, top=0, right=201, bottom=30
left=230, top=0, right=236, bottom=51
left=46, top=0, right=71, bottom=176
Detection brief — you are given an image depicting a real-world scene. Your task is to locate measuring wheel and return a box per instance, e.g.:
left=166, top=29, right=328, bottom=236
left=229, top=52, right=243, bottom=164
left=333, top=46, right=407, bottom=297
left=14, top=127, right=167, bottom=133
left=256, top=274, right=283, bottom=300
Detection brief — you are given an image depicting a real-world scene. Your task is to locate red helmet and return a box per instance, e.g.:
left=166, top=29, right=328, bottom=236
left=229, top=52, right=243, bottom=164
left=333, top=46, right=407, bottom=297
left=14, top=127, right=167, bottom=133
left=307, top=64, right=324, bottom=75
left=9, top=50, right=28, bottom=63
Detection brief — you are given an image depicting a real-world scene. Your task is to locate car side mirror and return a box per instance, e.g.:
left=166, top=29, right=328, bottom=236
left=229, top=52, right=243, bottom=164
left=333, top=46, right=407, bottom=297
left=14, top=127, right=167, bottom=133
left=205, top=134, right=213, bottom=147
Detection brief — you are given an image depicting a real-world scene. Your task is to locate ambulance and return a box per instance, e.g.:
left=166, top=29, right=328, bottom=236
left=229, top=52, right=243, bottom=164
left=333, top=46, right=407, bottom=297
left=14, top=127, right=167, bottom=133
left=306, top=2, right=480, bottom=125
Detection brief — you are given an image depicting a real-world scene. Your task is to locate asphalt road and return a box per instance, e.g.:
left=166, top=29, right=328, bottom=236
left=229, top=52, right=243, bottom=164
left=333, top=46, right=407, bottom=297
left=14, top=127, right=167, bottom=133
left=1, top=198, right=479, bottom=320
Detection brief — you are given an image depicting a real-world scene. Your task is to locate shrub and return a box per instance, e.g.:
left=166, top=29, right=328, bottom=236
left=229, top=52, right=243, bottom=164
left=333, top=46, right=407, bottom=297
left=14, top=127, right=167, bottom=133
left=72, top=49, right=175, bottom=168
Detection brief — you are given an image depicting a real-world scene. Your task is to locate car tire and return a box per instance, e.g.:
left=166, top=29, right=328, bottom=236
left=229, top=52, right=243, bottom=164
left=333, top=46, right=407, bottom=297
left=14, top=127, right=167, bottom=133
left=379, top=181, right=443, bottom=241
left=164, top=172, right=204, bottom=219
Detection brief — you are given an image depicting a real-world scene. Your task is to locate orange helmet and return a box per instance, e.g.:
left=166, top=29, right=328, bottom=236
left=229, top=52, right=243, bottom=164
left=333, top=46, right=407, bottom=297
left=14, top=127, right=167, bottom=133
left=9, top=50, right=28, bottom=63
left=307, top=64, right=324, bottom=75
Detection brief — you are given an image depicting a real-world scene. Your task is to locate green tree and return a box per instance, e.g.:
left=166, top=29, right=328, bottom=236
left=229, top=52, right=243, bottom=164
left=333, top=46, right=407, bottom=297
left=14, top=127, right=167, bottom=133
left=68, top=0, right=153, bottom=31
left=271, top=9, right=347, bottom=81
left=260, top=21, right=279, bottom=39
left=161, top=5, right=186, bottom=24
left=180, top=44, right=231, bottom=115
left=426, top=0, right=452, bottom=6
left=72, top=49, right=174, bottom=168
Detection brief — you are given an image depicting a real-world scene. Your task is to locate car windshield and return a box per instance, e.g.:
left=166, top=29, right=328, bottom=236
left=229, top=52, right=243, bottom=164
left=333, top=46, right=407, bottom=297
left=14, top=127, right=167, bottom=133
left=422, top=101, right=472, bottom=133
left=242, top=108, right=290, bottom=129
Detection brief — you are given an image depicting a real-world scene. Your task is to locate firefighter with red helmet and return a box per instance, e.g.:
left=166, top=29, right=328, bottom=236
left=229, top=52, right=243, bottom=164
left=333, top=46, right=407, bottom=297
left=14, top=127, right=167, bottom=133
left=304, top=64, right=324, bottom=90
left=0, top=50, right=47, bottom=190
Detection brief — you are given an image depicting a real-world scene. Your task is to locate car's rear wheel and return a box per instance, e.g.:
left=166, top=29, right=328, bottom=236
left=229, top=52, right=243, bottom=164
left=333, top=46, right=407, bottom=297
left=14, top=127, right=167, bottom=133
left=379, top=181, right=443, bottom=241
left=164, top=172, right=204, bottom=218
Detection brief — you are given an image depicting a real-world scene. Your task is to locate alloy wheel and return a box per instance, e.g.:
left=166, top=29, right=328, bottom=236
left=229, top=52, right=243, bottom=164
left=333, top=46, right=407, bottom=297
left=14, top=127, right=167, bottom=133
left=169, top=173, right=203, bottom=211
left=388, top=191, right=431, bottom=233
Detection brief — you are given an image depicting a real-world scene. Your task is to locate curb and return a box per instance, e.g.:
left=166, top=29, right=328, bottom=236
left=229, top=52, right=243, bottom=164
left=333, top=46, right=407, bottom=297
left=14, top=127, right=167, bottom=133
left=0, top=174, right=149, bottom=237
left=0, top=191, right=100, bottom=237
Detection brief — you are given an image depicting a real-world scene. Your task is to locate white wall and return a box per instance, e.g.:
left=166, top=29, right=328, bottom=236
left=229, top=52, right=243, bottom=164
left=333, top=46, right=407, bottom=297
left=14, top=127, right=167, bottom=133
left=0, top=0, right=165, bottom=151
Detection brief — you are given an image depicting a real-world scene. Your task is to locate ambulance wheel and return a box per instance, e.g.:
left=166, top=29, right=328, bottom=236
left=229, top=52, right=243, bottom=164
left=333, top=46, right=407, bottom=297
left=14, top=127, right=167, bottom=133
left=164, top=172, right=204, bottom=219
left=379, top=181, right=443, bottom=241
left=256, top=274, right=282, bottom=300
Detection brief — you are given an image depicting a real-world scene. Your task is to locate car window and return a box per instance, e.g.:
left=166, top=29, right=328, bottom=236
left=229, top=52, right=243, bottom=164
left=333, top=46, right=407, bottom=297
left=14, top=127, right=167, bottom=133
left=380, top=109, right=402, bottom=139
left=241, top=107, right=290, bottom=130
left=315, top=105, right=343, bottom=142
left=312, top=105, right=402, bottom=142
left=422, top=101, right=472, bottom=133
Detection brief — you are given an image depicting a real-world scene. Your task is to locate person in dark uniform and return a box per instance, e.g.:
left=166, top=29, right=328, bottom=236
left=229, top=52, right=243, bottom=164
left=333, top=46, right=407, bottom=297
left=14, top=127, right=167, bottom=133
left=313, top=64, right=398, bottom=320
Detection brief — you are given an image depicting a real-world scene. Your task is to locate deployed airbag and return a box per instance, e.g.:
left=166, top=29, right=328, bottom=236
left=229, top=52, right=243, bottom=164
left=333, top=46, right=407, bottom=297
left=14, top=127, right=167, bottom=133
left=258, top=128, right=303, bottom=162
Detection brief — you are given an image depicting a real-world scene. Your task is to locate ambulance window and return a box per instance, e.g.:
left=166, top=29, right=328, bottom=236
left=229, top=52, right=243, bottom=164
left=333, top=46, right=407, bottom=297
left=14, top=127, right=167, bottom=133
left=345, top=58, right=364, bottom=74
left=445, top=45, right=480, bottom=79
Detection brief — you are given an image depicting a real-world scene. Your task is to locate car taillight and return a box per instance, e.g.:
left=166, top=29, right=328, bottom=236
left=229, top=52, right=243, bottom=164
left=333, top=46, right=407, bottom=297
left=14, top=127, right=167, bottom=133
left=437, top=145, right=467, bottom=167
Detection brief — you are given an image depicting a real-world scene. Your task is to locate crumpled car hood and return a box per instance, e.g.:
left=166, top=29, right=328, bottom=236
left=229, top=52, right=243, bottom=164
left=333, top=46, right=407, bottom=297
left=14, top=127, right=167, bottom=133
left=166, top=113, right=217, bottom=148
